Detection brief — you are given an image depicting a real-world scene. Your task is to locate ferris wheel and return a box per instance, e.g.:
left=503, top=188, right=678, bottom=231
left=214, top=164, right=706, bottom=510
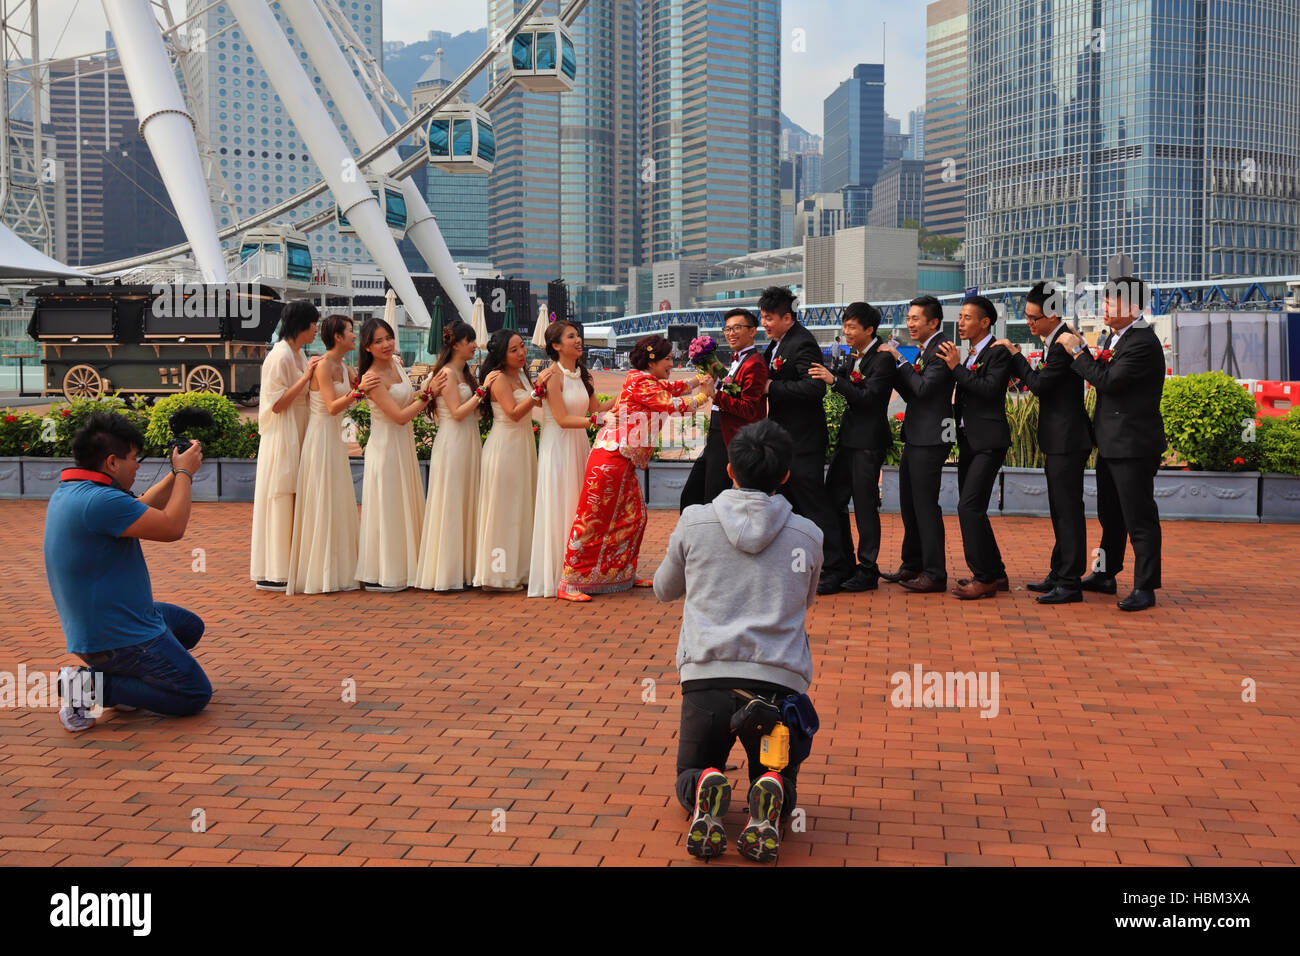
left=0, top=0, right=587, bottom=327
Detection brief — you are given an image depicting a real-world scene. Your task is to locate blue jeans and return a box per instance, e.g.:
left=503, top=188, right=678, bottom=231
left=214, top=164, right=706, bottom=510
left=79, top=603, right=212, bottom=716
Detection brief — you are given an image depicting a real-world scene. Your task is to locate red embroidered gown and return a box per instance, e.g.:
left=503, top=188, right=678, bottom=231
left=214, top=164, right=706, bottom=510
left=559, top=370, right=697, bottom=594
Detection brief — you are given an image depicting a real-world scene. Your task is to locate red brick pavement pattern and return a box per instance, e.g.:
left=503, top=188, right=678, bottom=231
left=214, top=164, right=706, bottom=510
left=1, top=500, right=1298, bottom=867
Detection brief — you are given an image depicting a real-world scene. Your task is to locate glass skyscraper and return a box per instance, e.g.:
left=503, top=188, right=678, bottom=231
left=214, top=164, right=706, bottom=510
left=966, top=0, right=1300, bottom=286
left=488, top=0, right=640, bottom=291
left=924, top=0, right=967, bottom=240
left=640, top=0, right=781, bottom=263
left=822, top=64, right=886, bottom=199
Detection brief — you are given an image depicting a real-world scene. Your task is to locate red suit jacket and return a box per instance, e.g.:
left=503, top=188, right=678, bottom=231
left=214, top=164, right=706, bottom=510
left=714, top=349, right=769, bottom=446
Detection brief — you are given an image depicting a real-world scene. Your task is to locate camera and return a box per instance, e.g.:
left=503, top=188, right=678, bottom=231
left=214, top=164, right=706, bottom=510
left=168, top=407, right=214, bottom=455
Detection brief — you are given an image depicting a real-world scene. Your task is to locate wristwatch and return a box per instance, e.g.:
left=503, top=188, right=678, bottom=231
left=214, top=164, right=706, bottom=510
left=1071, top=344, right=1085, bottom=356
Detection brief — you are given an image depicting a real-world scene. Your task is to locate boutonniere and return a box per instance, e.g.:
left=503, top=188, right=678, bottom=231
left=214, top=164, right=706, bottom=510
left=771, top=356, right=784, bottom=372
left=1095, top=348, right=1113, bottom=364
left=913, top=357, right=925, bottom=372
left=850, top=370, right=863, bottom=384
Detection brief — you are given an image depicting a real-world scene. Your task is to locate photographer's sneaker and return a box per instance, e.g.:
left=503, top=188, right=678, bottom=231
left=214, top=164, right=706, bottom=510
left=57, top=666, right=98, bottom=733
left=738, top=772, right=784, bottom=863
left=686, top=769, right=731, bottom=859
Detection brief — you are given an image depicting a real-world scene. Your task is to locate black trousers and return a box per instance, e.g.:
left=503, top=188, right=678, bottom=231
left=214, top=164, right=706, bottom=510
left=823, top=445, right=884, bottom=581
left=679, top=412, right=731, bottom=511
left=1044, top=449, right=1089, bottom=588
left=675, top=686, right=802, bottom=817
left=956, top=435, right=1006, bottom=583
left=777, top=448, right=835, bottom=562
left=898, top=442, right=948, bottom=581
left=1095, top=455, right=1162, bottom=590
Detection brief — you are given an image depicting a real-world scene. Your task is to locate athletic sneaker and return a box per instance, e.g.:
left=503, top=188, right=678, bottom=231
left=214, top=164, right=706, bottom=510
left=686, top=768, right=731, bottom=859
left=362, top=582, right=407, bottom=593
left=255, top=580, right=287, bottom=592
left=738, top=772, right=784, bottom=863
left=57, top=666, right=97, bottom=733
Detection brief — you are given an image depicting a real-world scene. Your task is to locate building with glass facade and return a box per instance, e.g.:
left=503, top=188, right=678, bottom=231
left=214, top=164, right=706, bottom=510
left=640, top=0, right=781, bottom=264
left=905, top=108, right=926, bottom=160
left=924, top=0, right=967, bottom=240
left=823, top=64, right=885, bottom=200
left=489, top=0, right=641, bottom=293
left=966, top=0, right=1300, bottom=286
left=189, top=0, right=383, bottom=264
left=869, top=159, right=926, bottom=228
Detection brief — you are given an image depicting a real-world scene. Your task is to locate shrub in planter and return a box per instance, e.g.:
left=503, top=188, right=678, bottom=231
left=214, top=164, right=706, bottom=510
left=0, top=409, right=44, bottom=457
left=1160, top=371, right=1256, bottom=471
left=1256, top=411, right=1300, bottom=475
left=12, top=393, right=156, bottom=458
left=210, top=418, right=260, bottom=460
left=348, top=398, right=439, bottom=460
left=146, top=392, right=242, bottom=454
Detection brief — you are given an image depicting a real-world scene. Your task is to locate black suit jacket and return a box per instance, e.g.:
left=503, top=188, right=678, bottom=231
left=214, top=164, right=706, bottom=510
left=893, top=332, right=954, bottom=447
left=764, top=321, right=828, bottom=455
left=1009, top=324, right=1093, bottom=455
left=830, top=339, right=894, bottom=452
left=951, top=342, right=1013, bottom=452
left=1071, top=321, right=1166, bottom=459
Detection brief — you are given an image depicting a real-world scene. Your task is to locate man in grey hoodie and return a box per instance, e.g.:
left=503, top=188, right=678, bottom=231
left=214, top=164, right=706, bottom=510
left=654, top=419, right=822, bottom=862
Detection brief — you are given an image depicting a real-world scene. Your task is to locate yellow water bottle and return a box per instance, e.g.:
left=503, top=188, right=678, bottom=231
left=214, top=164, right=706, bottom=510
left=760, top=722, right=790, bottom=771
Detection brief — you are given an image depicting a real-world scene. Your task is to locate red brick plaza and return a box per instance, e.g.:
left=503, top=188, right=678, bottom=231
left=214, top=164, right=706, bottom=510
left=1, top=500, right=1297, bottom=867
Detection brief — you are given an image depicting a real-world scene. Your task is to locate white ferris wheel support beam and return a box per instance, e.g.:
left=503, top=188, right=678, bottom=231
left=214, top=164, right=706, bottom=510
left=84, top=0, right=572, bottom=275
left=278, top=0, right=472, bottom=323
left=221, top=0, right=430, bottom=326
left=101, top=0, right=227, bottom=282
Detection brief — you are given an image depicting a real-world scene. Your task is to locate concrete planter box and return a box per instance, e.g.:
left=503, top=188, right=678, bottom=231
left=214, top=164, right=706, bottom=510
left=0, top=457, right=22, bottom=498
left=218, top=459, right=258, bottom=502
left=647, top=460, right=693, bottom=509
left=19, top=458, right=71, bottom=499
left=350, top=459, right=365, bottom=504
left=881, top=465, right=999, bottom=514
left=1261, top=474, right=1300, bottom=523
left=1150, top=470, right=1258, bottom=522
left=1001, top=467, right=1051, bottom=517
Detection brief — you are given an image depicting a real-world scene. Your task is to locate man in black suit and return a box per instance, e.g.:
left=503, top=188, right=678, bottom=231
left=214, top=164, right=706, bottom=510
left=995, top=280, right=1094, bottom=604
left=938, top=295, right=1012, bottom=600
left=809, top=302, right=895, bottom=593
left=757, top=286, right=836, bottom=594
left=879, top=295, right=954, bottom=593
left=1055, top=277, right=1165, bottom=612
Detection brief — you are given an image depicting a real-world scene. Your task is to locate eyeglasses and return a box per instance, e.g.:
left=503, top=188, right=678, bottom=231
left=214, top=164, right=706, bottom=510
left=723, top=324, right=754, bottom=334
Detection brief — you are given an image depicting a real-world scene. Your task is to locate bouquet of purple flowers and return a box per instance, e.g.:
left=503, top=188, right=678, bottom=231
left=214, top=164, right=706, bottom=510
left=687, top=335, right=740, bottom=396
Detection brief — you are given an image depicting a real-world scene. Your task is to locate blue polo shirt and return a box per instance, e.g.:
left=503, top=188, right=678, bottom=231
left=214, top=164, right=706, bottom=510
left=44, top=480, right=167, bottom=654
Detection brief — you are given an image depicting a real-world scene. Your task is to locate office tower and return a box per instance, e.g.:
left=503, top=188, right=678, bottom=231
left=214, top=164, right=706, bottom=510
left=823, top=63, right=885, bottom=200
left=797, top=149, right=823, bottom=199
left=868, top=159, right=926, bottom=228
left=905, top=108, right=926, bottom=160
left=99, top=139, right=187, bottom=261
left=48, top=55, right=135, bottom=265
left=924, top=0, right=966, bottom=240
left=188, top=0, right=383, bottom=263
left=640, top=0, right=780, bottom=264
left=489, top=0, right=640, bottom=290
left=966, top=0, right=1300, bottom=285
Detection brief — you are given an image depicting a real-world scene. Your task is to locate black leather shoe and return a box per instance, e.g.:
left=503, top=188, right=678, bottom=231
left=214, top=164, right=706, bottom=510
left=1036, top=586, right=1083, bottom=605
left=816, top=576, right=843, bottom=596
left=880, top=567, right=920, bottom=584
left=840, top=571, right=879, bottom=592
left=1079, top=572, right=1117, bottom=595
left=1027, top=576, right=1056, bottom=593
left=1118, top=589, right=1156, bottom=612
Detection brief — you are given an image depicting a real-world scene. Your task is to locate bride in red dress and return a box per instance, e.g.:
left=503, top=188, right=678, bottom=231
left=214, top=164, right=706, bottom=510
left=558, top=334, right=713, bottom=601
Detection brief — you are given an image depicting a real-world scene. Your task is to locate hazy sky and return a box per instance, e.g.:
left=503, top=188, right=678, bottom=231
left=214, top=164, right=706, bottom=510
left=30, top=0, right=927, bottom=135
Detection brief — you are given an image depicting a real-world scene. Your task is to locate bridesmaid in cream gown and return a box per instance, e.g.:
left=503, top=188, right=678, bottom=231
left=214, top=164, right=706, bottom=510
left=354, top=317, right=446, bottom=592
left=250, top=301, right=321, bottom=590
left=526, top=321, right=617, bottom=598
left=286, top=314, right=362, bottom=595
left=472, top=330, right=553, bottom=590
left=415, top=320, right=496, bottom=592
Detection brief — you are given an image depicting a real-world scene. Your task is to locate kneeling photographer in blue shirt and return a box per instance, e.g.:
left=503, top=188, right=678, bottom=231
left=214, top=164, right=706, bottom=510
left=44, top=412, right=211, bottom=732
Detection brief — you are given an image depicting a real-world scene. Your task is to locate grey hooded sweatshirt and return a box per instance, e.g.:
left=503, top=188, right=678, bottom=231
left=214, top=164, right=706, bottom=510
left=654, top=488, right=822, bottom=693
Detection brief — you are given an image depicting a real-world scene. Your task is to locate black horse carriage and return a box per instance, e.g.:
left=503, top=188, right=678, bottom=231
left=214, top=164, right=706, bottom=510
left=26, top=283, right=284, bottom=404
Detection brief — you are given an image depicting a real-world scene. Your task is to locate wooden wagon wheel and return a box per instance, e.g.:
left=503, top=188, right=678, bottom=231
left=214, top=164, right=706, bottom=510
left=185, top=365, right=225, bottom=395
left=62, top=364, right=104, bottom=401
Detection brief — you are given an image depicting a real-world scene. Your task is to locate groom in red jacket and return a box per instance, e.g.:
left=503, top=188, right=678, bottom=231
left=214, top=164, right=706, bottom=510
left=679, top=308, right=768, bottom=510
